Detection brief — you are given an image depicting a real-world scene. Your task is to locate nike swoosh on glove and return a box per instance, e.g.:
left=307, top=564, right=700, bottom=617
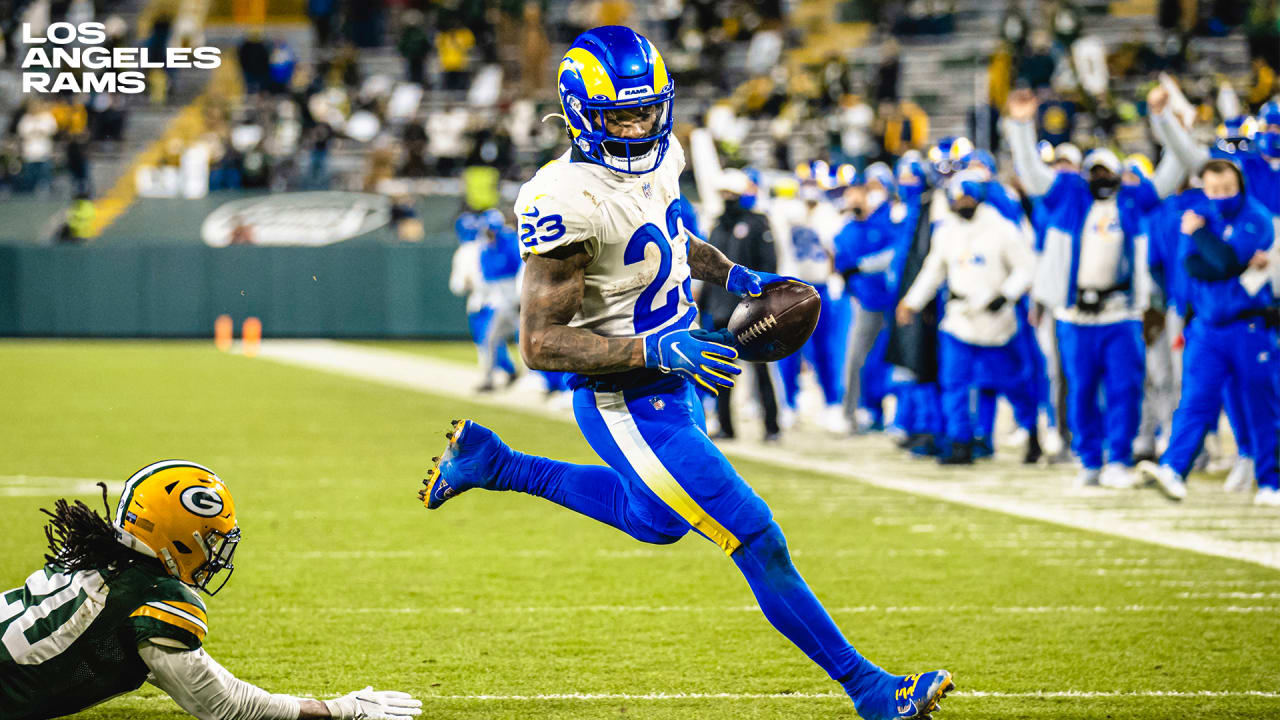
left=644, top=328, right=741, bottom=395
left=725, top=264, right=808, bottom=297
left=324, top=687, right=423, bottom=719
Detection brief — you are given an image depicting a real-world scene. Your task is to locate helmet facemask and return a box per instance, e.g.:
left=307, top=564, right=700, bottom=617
left=571, top=95, right=672, bottom=174
left=190, top=526, right=241, bottom=595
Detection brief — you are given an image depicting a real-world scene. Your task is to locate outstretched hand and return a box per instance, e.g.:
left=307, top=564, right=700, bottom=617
left=1006, top=88, right=1038, bottom=123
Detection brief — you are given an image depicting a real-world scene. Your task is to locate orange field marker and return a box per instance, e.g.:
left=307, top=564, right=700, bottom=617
left=242, top=317, right=262, bottom=357
left=214, top=314, right=233, bottom=352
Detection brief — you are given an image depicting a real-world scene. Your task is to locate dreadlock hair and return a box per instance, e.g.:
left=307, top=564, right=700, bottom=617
left=41, top=482, right=138, bottom=575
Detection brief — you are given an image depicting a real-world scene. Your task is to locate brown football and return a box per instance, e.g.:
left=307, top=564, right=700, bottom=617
left=726, top=280, right=821, bottom=362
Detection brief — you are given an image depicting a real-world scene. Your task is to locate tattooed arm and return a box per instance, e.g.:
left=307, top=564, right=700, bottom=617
left=519, top=244, right=646, bottom=373
left=687, top=236, right=735, bottom=287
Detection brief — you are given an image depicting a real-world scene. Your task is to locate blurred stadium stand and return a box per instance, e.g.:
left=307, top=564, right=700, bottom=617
left=0, top=0, right=1270, bottom=337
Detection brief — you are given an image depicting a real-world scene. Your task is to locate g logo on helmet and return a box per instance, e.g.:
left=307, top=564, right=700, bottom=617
left=180, top=486, right=225, bottom=517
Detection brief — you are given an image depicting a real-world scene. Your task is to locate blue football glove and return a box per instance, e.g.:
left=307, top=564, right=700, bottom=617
left=644, top=328, right=741, bottom=395
left=726, top=265, right=803, bottom=297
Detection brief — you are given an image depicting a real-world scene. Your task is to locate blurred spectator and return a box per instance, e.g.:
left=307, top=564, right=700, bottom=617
left=349, top=0, right=386, bottom=48
left=238, top=32, right=271, bottom=95
left=59, top=193, right=95, bottom=243
left=438, top=18, right=476, bottom=91
left=1001, top=0, right=1029, bottom=59
left=17, top=100, right=56, bottom=194
left=304, top=122, right=333, bottom=189
left=391, top=195, right=424, bottom=241
left=398, top=10, right=432, bottom=87
left=1037, top=95, right=1077, bottom=145
left=989, top=44, right=1015, bottom=111
left=308, top=0, right=337, bottom=49
left=879, top=100, right=929, bottom=159
left=1051, top=2, right=1082, bottom=50
left=268, top=41, right=297, bottom=95
left=893, top=0, right=956, bottom=36
left=699, top=169, right=781, bottom=442
left=1247, top=0, right=1280, bottom=73
left=520, top=3, right=553, bottom=95
left=874, top=39, right=901, bottom=104
left=1018, top=31, right=1057, bottom=90
left=398, top=122, right=431, bottom=177
left=88, top=93, right=127, bottom=142
left=831, top=95, right=875, bottom=168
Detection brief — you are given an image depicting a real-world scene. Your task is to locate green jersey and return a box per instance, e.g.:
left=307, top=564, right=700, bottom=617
left=1, top=562, right=209, bottom=720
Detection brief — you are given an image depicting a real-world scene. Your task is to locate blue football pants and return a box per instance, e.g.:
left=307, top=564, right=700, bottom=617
left=1057, top=320, right=1145, bottom=469
left=488, top=375, right=889, bottom=700
left=1162, top=320, right=1279, bottom=488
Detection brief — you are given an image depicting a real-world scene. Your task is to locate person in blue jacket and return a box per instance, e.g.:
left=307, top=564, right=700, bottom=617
left=450, top=211, right=519, bottom=384
left=1148, top=92, right=1275, bottom=485
left=1005, top=88, right=1184, bottom=488
left=477, top=208, right=523, bottom=392
left=835, top=162, right=908, bottom=432
left=884, top=149, right=943, bottom=455
left=1138, top=158, right=1280, bottom=506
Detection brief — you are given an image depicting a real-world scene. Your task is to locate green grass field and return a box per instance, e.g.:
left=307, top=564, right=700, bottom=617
left=2, top=340, right=1279, bottom=719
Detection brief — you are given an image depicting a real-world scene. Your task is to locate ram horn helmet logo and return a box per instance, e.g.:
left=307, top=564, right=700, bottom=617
left=180, top=486, right=225, bottom=517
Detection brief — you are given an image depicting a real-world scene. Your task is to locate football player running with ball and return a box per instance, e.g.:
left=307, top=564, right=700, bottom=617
left=2, top=460, right=421, bottom=720
left=419, top=26, right=953, bottom=720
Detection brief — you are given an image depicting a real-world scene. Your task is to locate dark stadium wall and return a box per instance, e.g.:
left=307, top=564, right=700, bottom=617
left=0, top=245, right=470, bottom=338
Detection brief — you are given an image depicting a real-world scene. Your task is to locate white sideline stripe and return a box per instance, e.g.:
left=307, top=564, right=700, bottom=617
left=217, top=604, right=1280, bottom=615
left=0, top=475, right=114, bottom=496
left=254, top=341, right=1280, bottom=571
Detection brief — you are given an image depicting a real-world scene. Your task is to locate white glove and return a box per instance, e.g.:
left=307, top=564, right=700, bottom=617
left=323, top=687, right=423, bottom=719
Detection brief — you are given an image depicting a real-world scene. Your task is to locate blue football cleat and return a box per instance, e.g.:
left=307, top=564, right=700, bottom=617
left=857, top=670, right=955, bottom=720
left=419, top=419, right=510, bottom=509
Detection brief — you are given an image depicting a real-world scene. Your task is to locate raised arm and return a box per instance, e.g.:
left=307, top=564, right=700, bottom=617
left=1151, top=137, right=1189, bottom=198
left=519, top=244, right=645, bottom=373
left=1002, top=89, right=1057, bottom=197
left=1148, top=85, right=1209, bottom=177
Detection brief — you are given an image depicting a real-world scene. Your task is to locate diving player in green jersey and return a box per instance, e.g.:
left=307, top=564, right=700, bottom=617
left=1, top=460, right=422, bottom=720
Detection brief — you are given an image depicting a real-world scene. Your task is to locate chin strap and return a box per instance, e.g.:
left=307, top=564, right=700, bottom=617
left=541, top=112, right=568, bottom=126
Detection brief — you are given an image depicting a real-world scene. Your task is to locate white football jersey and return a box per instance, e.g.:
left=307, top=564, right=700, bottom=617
left=515, top=139, right=695, bottom=339
left=770, top=197, right=840, bottom=285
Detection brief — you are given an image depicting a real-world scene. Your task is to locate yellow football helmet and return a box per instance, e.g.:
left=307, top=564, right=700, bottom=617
left=112, top=460, right=241, bottom=595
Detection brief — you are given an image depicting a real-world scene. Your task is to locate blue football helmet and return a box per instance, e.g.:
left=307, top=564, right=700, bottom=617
left=1255, top=101, right=1280, bottom=158
left=964, top=148, right=998, bottom=176
left=557, top=26, right=674, bottom=175
left=480, top=208, right=505, bottom=233
left=862, top=161, right=896, bottom=193
left=928, top=136, right=974, bottom=179
left=895, top=149, right=930, bottom=188
left=1212, top=115, right=1257, bottom=158
left=455, top=212, right=480, bottom=244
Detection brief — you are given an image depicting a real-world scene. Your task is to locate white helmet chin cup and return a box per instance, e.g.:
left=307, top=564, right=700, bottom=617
left=600, top=143, right=660, bottom=174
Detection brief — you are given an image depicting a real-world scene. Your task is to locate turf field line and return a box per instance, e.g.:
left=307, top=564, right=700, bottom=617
left=216, top=604, right=1280, bottom=614
left=415, top=690, right=1280, bottom=700
left=254, top=340, right=1280, bottom=572
left=0, top=474, right=114, bottom=496
left=114, top=689, right=1280, bottom=704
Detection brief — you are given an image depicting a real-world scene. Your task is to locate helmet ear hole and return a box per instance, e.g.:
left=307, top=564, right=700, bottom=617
left=172, top=540, right=193, bottom=554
